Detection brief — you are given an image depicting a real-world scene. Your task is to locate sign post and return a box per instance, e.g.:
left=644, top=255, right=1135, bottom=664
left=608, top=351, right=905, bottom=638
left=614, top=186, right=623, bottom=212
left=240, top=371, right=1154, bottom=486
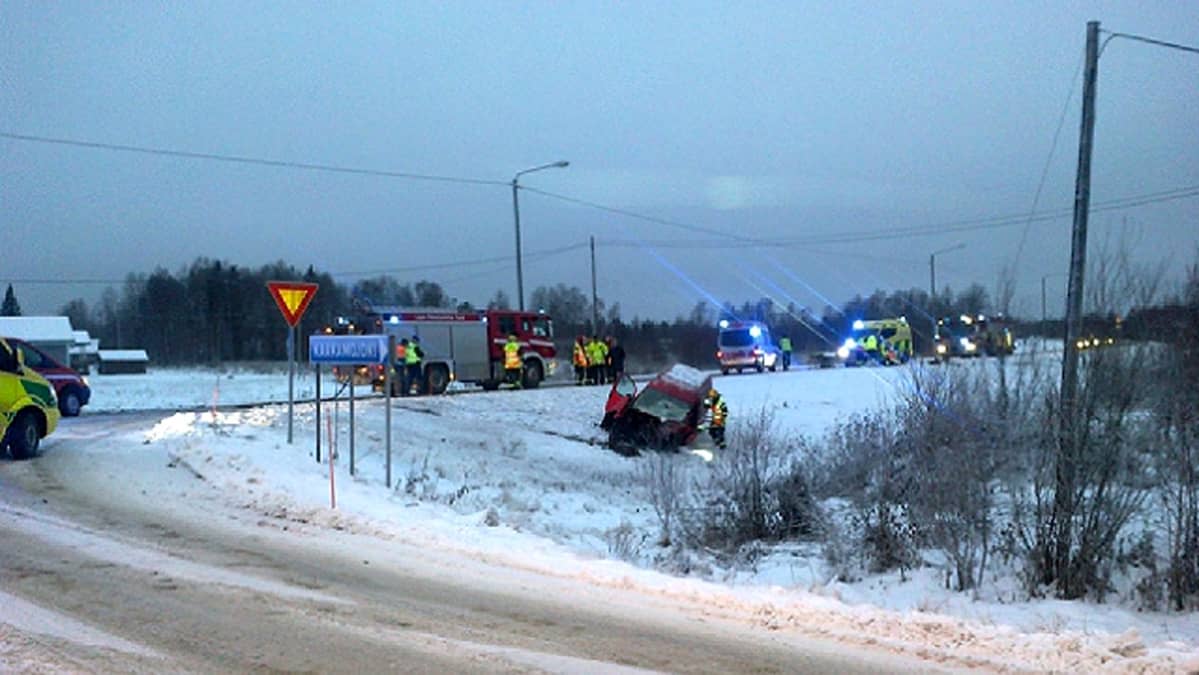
left=266, top=281, right=319, bottom=444
left=309, top=334, right=391, bottom=486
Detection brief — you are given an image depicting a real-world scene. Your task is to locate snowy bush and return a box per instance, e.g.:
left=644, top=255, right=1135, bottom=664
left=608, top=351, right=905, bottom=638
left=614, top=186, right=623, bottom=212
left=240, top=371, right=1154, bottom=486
left=680, top=408, right=823, bottom=555
left=638, top=452, right=685, bottom=547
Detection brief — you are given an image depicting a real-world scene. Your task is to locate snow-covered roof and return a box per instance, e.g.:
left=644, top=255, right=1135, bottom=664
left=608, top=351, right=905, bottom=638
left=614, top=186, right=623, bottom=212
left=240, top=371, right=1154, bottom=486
left=69, top=339, right=101, bottom=356
left=0, top=316, right=75, bottom=342
left=98, top=349, right=150, bottom=362
left=72, top=330, right=92, bottom=345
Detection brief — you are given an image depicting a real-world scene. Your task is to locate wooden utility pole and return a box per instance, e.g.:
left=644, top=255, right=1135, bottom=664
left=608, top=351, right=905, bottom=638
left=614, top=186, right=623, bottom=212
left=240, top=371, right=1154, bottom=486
left=590, top=236, right=600, bottom=332
left=1054, top=19, right=1101, bottom=594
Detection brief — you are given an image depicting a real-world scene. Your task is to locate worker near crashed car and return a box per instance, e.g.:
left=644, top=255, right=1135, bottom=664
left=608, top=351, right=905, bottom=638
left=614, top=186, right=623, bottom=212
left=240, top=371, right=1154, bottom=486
left=704, top=387, right=728, bottom=450
left=504, top=334, right=523, bottom=387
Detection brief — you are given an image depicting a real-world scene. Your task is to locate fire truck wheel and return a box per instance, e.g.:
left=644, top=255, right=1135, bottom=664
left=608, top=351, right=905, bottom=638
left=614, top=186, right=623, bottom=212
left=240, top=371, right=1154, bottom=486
left=521, top=360, right=543, bottom=389
left=425, top=365, right=450, bottom=395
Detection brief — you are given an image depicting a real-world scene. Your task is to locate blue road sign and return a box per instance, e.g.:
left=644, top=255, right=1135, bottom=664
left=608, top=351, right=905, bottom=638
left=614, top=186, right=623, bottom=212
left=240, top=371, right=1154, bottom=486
left=309, top=335, right=389, bottom=365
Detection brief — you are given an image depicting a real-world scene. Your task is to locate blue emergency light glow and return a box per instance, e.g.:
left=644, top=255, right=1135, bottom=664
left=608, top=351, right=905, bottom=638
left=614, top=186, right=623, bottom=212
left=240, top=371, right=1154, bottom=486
left=389, top=316, right=399, bottom=324
left=852, top=320, right=865, bottom=330
left=719, top=319, right=730, bottom=329
left=749, top=325, right=762, bottom=338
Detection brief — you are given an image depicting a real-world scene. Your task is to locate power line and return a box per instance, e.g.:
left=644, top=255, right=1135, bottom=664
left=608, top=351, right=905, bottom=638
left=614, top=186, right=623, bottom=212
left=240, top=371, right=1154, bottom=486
left=0, top=131, right=508, bottom=186
left=7, top=129, right=1195, bottom=250
left=518, top=185, right=759, bottom=243
left=1014, top=46, right=1086, bottom=267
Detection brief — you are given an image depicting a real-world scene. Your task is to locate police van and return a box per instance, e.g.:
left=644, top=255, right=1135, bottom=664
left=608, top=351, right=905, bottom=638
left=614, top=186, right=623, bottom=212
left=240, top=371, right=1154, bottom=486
left=715, top=320, right=782, bottom=374
left=1, top=337, right=59, bottom=459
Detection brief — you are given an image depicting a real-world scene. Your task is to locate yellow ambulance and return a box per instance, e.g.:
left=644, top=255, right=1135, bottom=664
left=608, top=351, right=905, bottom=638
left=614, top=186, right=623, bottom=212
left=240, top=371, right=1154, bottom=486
left=1, top=336, right=59, bottom=459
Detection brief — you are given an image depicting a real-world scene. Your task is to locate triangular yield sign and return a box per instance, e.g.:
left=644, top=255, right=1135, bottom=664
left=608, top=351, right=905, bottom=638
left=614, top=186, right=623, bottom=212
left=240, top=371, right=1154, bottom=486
left=267, top=281, right=319, bottom=327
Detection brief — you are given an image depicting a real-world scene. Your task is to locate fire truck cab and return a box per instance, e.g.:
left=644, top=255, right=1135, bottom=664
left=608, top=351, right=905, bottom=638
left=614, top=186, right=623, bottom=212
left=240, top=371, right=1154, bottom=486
left=365, top=307, right=557, bottom=393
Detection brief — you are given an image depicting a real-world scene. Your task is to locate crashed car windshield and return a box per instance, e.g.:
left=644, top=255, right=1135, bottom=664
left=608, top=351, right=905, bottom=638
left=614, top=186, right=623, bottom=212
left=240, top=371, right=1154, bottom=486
left=631, top=387, right=692, bottom=423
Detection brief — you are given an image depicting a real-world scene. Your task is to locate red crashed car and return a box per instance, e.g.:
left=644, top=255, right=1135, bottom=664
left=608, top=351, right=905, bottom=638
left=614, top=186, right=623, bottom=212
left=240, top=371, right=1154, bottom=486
left=4, top=337, right=91, bottom=416
left=601, top=364, right=713, bottom=456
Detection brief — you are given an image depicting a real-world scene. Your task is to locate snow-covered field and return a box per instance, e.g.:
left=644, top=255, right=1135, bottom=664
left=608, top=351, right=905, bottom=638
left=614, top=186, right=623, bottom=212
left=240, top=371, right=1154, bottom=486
left=56, top=361, right=1199, bottom=671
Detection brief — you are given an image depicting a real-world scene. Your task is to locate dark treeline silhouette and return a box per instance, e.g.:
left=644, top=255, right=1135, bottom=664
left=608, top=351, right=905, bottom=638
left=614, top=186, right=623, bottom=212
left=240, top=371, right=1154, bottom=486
left=49, top=257, right=1024, bottom=368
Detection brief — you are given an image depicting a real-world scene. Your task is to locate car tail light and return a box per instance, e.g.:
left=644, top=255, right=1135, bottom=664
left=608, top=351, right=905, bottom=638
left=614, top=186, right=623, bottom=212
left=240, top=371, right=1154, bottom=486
left=716, top=350, right=723, bottom=358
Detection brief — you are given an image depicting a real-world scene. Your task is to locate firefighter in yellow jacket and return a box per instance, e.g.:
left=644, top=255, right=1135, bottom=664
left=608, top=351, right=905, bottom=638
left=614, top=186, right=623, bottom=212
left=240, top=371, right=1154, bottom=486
left=586, top=335, right=608, bottom=385
left=572, top=335, right=588, bottom=385
left=503, top=334, right=523, bottom=387
left=704, top=387, right=728, bottom=449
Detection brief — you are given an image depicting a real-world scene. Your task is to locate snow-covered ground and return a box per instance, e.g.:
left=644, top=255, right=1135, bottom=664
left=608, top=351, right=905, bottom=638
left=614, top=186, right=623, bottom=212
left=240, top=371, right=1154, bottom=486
left=54, top=362, right=1199, bottom=671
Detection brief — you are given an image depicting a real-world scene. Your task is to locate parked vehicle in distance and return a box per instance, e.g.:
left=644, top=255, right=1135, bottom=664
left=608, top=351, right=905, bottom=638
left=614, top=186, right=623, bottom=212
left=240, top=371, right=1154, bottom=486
left=601, top=364, right=712, bottom=456
left=836, top=318, right=913, bottom=366
left=0, top=337, right=60, bottom=459
left=716, top=320, right=781, bottom=374
left=3, top=337, right=91, bottom=416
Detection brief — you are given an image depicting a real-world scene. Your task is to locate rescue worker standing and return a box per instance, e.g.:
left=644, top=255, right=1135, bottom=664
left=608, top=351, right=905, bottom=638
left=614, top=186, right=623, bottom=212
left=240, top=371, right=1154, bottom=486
left=405, top=335, right=424, bottom=395
left=396, top=339, right=410, bottom=396
left=503, top=334, right=523, bottom=387
left=586, top=335, right=607, bottom=385
left=573, top=335, right=588, bottom=385
left=608, top=337, right=626, bottom=382
left=862, top=332, right=880, bottom=364
left=704, top=387, right=728, bottom=450
left=779, top=335, right=793, bottom=370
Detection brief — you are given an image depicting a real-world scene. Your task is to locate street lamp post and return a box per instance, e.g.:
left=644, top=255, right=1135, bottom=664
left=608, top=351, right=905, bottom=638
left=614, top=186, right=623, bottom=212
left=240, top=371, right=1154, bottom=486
left=512, top=160, right=569, bottom=311
left=929, top=243, right=966, bottom=350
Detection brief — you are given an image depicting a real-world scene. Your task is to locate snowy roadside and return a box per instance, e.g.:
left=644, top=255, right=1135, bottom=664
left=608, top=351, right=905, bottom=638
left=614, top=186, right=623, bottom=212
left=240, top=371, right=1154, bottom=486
left=63, top=364, right=1199, bottom=672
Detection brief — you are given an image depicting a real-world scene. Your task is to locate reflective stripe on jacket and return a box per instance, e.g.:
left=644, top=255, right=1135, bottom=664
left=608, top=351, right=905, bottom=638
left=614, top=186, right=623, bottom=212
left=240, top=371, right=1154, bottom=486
left=710, top=396, right=728, bottom=427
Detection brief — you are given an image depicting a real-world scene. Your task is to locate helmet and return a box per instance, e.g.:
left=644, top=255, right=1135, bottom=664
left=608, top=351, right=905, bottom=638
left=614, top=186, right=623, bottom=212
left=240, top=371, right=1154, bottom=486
left=708, top=388, right=718, bottom=399
left=508, top=334, right=517, bottom=340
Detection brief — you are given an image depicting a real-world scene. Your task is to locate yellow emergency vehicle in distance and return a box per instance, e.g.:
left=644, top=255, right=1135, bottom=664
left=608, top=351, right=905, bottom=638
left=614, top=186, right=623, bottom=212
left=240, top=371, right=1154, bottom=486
left=1, top=336, right=59, bottom=459
left=836, top=317, right=914, bottom=366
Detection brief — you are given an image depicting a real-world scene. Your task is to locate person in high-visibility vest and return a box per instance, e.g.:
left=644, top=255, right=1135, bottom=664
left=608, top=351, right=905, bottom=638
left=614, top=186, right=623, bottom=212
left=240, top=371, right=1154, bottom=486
left=862, top=333, right=880, bottom=364
left=586, top=335, right=607, bottom=386
left=395, top=339, right=410, bottom=396
left=503, top=334, right=523, bottom=387
left=779, top=335, right=793, bottom=370
left=405, top=335, right=424, bottom=395
left=704, top=387, right=728, bottom=449
left=572, top=335, right=588, bottom=385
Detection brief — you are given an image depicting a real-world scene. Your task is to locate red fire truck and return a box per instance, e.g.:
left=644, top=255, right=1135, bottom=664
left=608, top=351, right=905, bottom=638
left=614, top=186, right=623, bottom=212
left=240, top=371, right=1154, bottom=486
left=358, top=307, right=557, bottom=394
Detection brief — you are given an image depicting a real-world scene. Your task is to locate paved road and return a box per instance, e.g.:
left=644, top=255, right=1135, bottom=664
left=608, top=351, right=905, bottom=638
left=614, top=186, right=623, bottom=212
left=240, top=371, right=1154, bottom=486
left=0, top=415, right=936, bottom=674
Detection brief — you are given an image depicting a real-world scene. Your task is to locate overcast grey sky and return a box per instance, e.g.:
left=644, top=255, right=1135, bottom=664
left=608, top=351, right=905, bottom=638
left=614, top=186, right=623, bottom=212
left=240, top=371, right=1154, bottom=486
left=3, top=1, right=1197, bottom=323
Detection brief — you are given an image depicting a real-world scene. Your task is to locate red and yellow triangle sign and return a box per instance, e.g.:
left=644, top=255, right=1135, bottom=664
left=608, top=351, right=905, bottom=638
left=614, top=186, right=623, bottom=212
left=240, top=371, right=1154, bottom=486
left=267, top=281, right=319, bottom=327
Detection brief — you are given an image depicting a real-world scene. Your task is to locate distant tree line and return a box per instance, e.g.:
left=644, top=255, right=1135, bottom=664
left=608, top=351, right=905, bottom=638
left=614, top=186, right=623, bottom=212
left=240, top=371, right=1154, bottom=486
left=28, top=255, right=1044, bottom=368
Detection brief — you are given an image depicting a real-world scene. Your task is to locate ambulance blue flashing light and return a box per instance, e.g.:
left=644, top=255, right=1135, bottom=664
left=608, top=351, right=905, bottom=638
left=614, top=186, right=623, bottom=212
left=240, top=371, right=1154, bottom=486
left=852, top=319, right=865, bottom=330
left=749, top=325, right=762, bottom=338
left=389, top=315, right=400, bottom=324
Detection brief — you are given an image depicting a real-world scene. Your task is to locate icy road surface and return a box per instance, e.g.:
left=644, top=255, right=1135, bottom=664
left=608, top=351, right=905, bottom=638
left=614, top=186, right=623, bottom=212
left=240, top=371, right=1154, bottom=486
left=0, top=420, right=920, bottom=674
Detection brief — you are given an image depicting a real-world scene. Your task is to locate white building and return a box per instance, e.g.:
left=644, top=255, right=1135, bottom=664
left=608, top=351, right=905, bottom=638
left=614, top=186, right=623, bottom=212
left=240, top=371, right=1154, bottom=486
left=0, top=316, right=75, bottom=365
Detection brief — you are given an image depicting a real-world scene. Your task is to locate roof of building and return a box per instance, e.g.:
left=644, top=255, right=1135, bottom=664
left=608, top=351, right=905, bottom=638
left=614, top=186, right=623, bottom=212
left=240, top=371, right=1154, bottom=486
left=72, top=330, right=92, bottom=345
left=98, top=349, right=150, bottom=362
left=0, top=316, right=75, bottom=343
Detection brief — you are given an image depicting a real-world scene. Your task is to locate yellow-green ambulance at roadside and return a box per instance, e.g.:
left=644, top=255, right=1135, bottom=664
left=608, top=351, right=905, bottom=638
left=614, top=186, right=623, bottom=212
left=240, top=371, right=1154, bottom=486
left=1, top=336, right=59, bottom=459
